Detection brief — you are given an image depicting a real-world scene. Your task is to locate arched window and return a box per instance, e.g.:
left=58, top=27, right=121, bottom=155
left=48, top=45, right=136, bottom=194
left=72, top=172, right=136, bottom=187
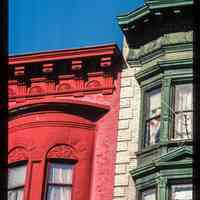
left=45, top=161, right=74, bottom=200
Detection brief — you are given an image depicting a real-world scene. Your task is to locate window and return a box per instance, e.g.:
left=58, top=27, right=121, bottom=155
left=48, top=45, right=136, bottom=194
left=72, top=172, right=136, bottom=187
left=8, top=164, right=27, bottom=200
left=170, top=184, right=192, bottom=200
left=141, top=188, right=156, bottom=200
left=173, top=84, right=193, bottom=140
left=144, top=88, right=161, bottom=147
left=46, top=162, right=74, bottom=200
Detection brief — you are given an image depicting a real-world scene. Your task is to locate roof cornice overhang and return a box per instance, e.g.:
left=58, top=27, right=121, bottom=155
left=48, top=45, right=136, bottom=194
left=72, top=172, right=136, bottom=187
left=9, top=44, right=121, bottom=65
left=117, top=0, right=193, bottom=29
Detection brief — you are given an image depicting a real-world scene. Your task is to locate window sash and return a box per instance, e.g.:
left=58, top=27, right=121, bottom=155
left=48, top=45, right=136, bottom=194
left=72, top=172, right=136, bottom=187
left=145, top=116, right=160, bottom=147
left=8, top=165, right=27, bottom=189
left=8, top=164, right=27, bottom=200
left=174, top=84, right=192, bottom=112
left=141, top=188, right=157, bottom=200
left=8, top=188, right=24, bottom=200
left=46, top=162, right=74, bottom=200
left=170, top=184, right=192, bottom=200
left=146, top=88, right=161, bottom=120
left=173, top=83, right=193, bottom=140
left=46, top=185, right=72, bottom=200
left=144, top=88, right=161, bottom=147
left=47, top=163, right=73, bottom=184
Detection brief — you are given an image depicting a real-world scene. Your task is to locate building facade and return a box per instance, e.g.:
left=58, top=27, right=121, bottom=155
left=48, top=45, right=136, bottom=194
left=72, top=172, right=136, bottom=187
left=114, top=0, right=193, bottom=200
left=8, top=44, right=123, bottom=200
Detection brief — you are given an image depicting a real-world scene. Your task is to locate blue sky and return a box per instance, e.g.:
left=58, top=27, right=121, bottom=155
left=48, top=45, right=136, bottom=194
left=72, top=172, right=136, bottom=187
left=9, top=0, right=143, bottom=55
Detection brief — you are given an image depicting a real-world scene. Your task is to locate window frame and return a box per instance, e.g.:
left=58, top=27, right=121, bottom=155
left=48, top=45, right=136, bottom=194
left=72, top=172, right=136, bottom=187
left=143, top=87, right=162, bottom=148
left=139, top=186, right=157, bottom=200
left=168, top=179, right=192, bottom=200
left=44, top=159, right=76, bottom=200
left=171, top=82, right=193, bottom=140
left=8, top=161, right=28, bottom=200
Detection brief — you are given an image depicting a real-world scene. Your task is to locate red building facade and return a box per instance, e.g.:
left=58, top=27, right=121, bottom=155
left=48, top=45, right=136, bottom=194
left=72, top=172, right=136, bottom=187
left=8, top=44, right=122, bottom=200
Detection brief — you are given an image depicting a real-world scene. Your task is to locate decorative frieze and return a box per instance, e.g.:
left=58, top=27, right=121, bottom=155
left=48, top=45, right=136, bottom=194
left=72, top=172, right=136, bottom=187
left=8, top=48, right=120, bottom=102
left=128, top=31, right=193, bottom=60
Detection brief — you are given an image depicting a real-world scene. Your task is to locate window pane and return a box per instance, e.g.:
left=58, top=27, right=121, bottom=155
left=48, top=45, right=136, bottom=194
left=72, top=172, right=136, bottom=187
left=175, top=84, right=192, bottom=111
left=48, top=163, right=73, bottom=184
left=174, top=112, right=192, bottom=139
left=148, top=118, right=160, bottom=145
left=171, top=184, right=192, bottom=200
left=148, top=88, right=161, bottom=118
left=142, top=188, right=156, bottom=200
left=47, top=186, right=71, bottom=200
left=174, top=84, right=193, bottom=140
left=8, top=165, right=27, bottom=189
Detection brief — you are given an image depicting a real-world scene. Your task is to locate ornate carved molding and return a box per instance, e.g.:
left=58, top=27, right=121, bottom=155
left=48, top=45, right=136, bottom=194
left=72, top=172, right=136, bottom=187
left=47, top=145, right=77, bottom=160
left=42, top=63, right=54, bottom=73
left=8, top=147, right=28, bottom=164
left=128, top=31, right=193, bottom=60
left=8, top=45, right=122, bottom=103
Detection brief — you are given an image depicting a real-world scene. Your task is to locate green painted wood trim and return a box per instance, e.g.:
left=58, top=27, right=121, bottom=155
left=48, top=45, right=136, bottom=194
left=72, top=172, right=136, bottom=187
left=117, top=1, right=193, bottom=27
left=117, top=5, right=150, bottom=26
left=157, top=177, right=167, bottom=200
left=147, top=0, right=193, bottom=9
left=131, top=147, right=192, bottom=179
left=135, top=58, right=192, bottom=84
left=160, top=78, right=171, bottom=143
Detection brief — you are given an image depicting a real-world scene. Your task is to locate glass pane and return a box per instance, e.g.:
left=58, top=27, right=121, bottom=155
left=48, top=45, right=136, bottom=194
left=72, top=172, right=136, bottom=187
left=148, top=88, right=161, bottom=118
left=8, top=190, right=17, bottom=200
left=174, top=112, right=192, bottom=139
left=148, top=117, right=160, bottom=145
left=171, top=184, right=192, bottom=200
left=142, top=188, right=156, bottom=200
left=8, top=165, right=27, bottom=189
left=8, top=188, right=24, bottom=200
left=48, top=163, right=73, bottom=184
left=47, top=186, right=72, bottom=200
left=175, top=84, right=192, bottom=111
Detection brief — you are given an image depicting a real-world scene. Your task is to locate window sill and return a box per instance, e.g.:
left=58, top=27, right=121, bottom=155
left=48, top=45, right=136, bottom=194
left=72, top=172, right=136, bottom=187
left=136, top=139, right=193, bottom=156
left=136, top=143, right=161, bottom=156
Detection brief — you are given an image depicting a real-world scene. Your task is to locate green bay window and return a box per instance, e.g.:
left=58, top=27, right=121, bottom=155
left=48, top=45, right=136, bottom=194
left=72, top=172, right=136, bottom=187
left=144, top=88, right=161, bottom=147
left=173, top=83, right=193, bottom=140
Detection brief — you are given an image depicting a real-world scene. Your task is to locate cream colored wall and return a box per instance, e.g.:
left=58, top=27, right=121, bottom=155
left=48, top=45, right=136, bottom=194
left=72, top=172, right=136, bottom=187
left=113, top=37, right=141, bottom=200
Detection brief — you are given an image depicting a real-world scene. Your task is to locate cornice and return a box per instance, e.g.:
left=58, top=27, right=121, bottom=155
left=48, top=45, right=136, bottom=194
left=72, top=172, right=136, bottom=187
left=135, top=57, right=192, bottom=84
left=8, top=44, right=123, bottom=104
left=9, top=44, right=121, bottom=65
left=146, top=0, right=193, bottom=9
left=131, top=147, right=192, bottom=179
left=117, top=5, right=150, bottom=26
left=117, top=1, right=193, bottom=27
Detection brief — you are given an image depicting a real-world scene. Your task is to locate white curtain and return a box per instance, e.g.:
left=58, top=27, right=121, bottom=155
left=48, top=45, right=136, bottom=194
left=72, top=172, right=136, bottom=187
left=47, top=163, right=73, bottom=200
left=48, top=163, right=73, bottom=184
left=47, top=186, right=71, bottom=200
left=175, top=84, right=192, bottom=139
left=175, top=84, right=192, bottom=111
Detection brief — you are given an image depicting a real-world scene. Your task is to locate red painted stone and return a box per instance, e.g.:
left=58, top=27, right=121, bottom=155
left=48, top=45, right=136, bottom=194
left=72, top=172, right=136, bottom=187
left=8, top=44, right=123, bottom=200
